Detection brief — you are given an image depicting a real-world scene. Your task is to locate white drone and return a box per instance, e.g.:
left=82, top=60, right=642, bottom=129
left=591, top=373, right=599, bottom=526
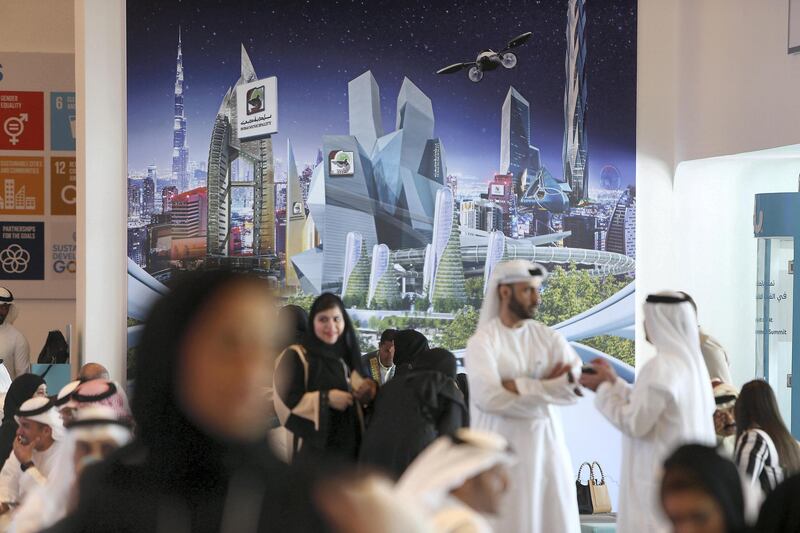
left=436, top=32, right=533, bottom=82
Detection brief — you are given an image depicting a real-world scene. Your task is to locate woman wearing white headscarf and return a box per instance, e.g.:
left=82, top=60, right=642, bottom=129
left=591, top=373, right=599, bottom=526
left=580, top=291, right=716, bottom=533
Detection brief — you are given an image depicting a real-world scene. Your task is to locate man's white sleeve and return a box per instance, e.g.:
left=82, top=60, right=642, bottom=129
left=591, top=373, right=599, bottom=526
left=0, top=454, right=21, bottom=504
left=465, top=334, right=576, bottom=419
left=18, top=467, right=46, bottom=499
left=513, top=332, right=582, bottom=404
left=13, top=333, right=30, bottom=378
left=594, top=365, right=669, bottom=439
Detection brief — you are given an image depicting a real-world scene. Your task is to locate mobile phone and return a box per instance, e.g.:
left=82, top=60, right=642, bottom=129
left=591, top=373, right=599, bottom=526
left=581, top=365, right=597, bottom=375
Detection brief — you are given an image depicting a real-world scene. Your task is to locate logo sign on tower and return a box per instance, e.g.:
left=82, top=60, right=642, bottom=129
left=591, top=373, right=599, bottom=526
left=329, top=151, right=354, bottom=177
left=236, top=77, right=278, bottom=140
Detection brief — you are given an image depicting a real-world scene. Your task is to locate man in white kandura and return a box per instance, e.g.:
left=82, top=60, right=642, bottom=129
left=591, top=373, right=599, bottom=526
left=580, top=292, right=716, bottom=533
left=0, top=288, right=30, bottom=380
left=397, top=428, right=514, bottom=533
left=465, top=260, right=582, bottom=533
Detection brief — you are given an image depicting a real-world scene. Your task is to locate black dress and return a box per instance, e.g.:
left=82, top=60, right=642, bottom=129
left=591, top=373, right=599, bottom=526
left=359, top=366, right=468, bottom=478
left=274, top=335, right=363, bottom=462
left=43, top=426, right=326, bottom=533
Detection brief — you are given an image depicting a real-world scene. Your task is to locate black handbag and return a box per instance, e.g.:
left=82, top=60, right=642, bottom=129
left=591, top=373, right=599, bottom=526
left=576, top=461, right=594, bottom=514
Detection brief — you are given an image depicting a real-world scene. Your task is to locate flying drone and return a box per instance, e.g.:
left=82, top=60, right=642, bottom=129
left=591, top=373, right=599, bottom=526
left=436, top=31, right=533, bottom=82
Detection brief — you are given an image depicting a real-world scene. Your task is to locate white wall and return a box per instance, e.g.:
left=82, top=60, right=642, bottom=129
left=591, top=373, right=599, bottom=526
left=674, top=0, right=800, bottom=163
left=0, top=1, right=76, bottom=363
left=637, top=0, right=800, bottom=366
left=672, top=147, right=800, bottom=386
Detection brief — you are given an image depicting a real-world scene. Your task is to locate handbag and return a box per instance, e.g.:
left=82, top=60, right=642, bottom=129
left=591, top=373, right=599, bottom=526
left=575, top=462, right=594, bottom=514
left=589, top=461, right=612, bottom=514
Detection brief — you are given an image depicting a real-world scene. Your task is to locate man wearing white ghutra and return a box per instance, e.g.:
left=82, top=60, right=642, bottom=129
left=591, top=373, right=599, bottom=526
left=465, top=260, right=582, bottom=533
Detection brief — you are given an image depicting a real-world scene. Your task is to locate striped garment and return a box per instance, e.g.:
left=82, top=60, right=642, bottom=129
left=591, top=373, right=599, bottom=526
left=735, top=428, right=784, bottom=494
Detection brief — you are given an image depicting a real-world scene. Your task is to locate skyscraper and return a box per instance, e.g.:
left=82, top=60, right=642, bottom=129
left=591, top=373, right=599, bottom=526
left=445, top=174, right=458, bottom=198
left=161, top=185, right=178, bottom=213
left=348, top=71, right=383, bottom=154
left=171, top=186, right=208, bottom=260
left=368, top=244, right=390, bottom=307
left=127, top=179, right=141, bottom=218
left=605, top=186, right=636, bottom=259
left=487, top=173, right=514, bottom=235
left=563, top=0, right=589, bottom=206
left=500, top=87, right=541, bottom=198
left=206, top=45, right=275, bottom=266
left=431, top=208, right=467, bottom=312
left=141, top=176, right=155, bottom=218
left=172, top=27, right=190, bottom=192
left=342, top=232, right=370, bottom=308
left=563, top=214, right=598, bottom=250
left=285, top=139, right=309, bottom=288
left=128, top=227, right=147, bottom=268
left=484, top=231, right=507, bottom=294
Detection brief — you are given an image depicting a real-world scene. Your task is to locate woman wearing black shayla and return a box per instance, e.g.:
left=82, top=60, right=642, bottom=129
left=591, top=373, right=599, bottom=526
left=359, top=347, right=469, bottom=479
left=391, top=329, right=430, bottom=378
left=274, top=293, right=377, bottom=463
left=44, top=270, right=325, bottom=533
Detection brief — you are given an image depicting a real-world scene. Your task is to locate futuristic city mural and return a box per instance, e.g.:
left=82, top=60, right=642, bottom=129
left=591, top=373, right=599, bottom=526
left=126, top=0, right=637, bottom=363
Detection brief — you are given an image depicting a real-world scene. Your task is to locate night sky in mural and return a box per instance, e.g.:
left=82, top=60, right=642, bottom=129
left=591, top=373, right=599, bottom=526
left=127, top=0, right=636, bottom=189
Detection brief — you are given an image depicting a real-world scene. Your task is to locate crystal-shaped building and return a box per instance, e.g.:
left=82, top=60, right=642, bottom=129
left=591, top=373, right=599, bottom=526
left=290, top=72, right=445, bottom=293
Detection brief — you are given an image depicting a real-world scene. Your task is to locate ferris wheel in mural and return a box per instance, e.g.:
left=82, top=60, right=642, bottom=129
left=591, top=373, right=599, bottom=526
left=435, top=31, right=533, bottom=82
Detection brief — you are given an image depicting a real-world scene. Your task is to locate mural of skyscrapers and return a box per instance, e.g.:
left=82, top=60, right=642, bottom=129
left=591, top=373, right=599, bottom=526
left=127, top=0, right=636, bottom=317
left=171, top=27, right=189, bottom=192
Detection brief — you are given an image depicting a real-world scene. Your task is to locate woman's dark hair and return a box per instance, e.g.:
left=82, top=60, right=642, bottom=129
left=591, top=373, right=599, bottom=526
left=134, top=269, right=272, bottom=450
left=735, top=379, right=800, bottom=473
left=307, top=292, right=363, bottom=373
left=37, top=330, right=69, bottom=364
left=661, top=444, right=746, bottom=533
left=756, top=473, right=800, bottom=532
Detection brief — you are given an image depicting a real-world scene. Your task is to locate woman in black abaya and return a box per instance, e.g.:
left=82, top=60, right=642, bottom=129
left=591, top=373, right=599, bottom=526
left=359, top=348, right=468, bottom=479
left=274, top=293, right=376, bottom=463
left=45, top=270, right=324, bottom=533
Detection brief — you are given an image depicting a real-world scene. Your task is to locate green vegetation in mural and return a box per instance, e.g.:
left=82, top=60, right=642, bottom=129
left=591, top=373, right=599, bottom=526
left=282, top=264, right=634, bottom=366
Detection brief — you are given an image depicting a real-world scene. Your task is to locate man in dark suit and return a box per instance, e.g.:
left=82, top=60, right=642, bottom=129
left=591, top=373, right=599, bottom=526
left=362, top=329, right=397, bottom=385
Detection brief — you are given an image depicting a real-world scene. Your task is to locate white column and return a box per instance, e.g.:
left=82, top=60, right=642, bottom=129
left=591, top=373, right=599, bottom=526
left=74, top=0, right=128, bottom=384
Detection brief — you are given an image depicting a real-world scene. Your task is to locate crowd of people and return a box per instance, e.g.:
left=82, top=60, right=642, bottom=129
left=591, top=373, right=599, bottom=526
left=0, top=263, right=797, bottom=532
